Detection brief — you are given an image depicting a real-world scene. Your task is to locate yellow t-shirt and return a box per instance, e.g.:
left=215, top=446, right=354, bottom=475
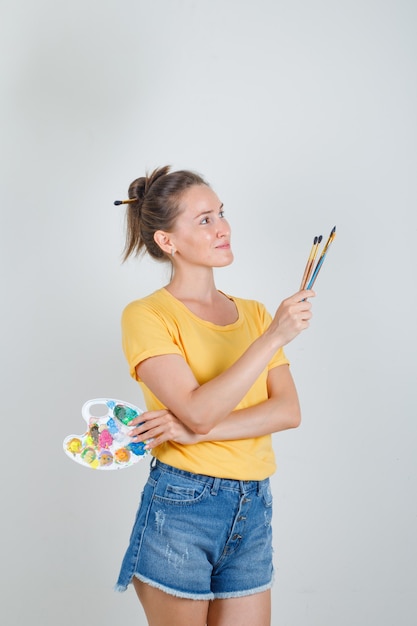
left=121, top=288, right=289, bottom=480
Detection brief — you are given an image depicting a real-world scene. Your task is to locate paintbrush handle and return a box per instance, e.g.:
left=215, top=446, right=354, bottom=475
left=300, top=237, right=319, bottom=290
left=306, top=254, right=326, bottom=289
left=300, top=259, right=314, bottom=290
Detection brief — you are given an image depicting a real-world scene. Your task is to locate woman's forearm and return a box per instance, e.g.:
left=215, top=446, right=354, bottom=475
left=130, top=365, right=301, bottom=449
left=138, top=330, right=283, bottom=434
left=197, top=393, right=301, bottom=442
left=183, top=331, right=285, bottom=431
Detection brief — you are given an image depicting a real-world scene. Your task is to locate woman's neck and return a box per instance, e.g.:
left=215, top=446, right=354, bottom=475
left=165, top=267, right=219, bottom=304
left=164, top=268, right=237, bottom=325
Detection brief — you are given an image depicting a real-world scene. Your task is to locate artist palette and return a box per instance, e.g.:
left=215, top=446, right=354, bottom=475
left=63, top=398, right=150, bottom=470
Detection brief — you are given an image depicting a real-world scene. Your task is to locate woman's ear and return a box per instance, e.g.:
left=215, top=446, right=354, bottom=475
left=153, top=230, right=174, bottom=255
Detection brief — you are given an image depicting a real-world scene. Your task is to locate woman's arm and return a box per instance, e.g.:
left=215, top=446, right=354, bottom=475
left=136, top=289, right=313, bottom=434
left=130, top=364, right=301, bottom=449
left=199, top=364, right=301, bottom=440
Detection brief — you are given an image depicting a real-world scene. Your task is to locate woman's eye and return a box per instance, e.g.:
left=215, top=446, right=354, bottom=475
left=219, top=210, right=225, bottom=218
left=200, top=217, right=209, bottom=224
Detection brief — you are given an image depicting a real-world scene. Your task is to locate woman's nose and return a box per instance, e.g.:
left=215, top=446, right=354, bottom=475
left=216, top=218, right=230, bottom=237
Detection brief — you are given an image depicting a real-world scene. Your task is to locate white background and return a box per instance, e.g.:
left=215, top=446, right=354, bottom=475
left=2, top=1, right=416, bottom=624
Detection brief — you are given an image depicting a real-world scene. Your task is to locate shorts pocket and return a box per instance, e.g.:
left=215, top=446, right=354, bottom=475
left=154, top=474, right=209, bottom=505
left=166, top=485, right=196, bottom=498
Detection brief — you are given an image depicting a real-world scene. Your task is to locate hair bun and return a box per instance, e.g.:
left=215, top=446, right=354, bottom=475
left=128, top=166, right=171, bottom=204
left=128, top=177, right=146, bottom=203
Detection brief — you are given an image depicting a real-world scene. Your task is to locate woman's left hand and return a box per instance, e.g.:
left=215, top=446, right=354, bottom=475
left=128, top=409, right=200, bottom=450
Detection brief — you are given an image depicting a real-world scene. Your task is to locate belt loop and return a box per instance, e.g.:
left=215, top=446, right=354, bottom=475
left=257, top=479, right=263, bottom=496
left=211, top=477, right=221, bottom=495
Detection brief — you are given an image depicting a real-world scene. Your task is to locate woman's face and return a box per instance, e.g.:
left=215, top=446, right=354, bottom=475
left=169, top=184, right=233, bottom=269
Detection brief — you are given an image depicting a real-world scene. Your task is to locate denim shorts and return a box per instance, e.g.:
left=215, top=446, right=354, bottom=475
left=115, top=460, right=275, bottom=600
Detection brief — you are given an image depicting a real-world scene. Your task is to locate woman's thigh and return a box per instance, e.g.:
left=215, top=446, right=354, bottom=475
left=207, top=590, right=271, bottom=626
left=133, top=578, right=210, bottom=626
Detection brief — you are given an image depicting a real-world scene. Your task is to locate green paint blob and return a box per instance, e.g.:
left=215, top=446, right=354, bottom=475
left=114, top=404, right=138, bottom=425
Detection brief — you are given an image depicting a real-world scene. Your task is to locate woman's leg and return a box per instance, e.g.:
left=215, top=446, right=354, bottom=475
left=207, top=590, right=271, bottom=626
left=133, top=578, right=210, bottom=626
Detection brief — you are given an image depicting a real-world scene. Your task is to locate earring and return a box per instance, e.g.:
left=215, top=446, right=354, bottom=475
left=171, top=247, right=175, bottom=257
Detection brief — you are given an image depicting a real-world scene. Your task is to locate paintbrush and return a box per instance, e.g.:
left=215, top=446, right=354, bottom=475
left=300, top=235, right=322, bottom=290
left=306, top=226, right=336, bottom=290
left=113, top=198, right=138, bottom=205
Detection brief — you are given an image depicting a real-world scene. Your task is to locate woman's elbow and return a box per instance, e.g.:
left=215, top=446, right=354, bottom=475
left=179, top=410, right=214, bottom=435
left=191, top=422, right=212, bottom=436
left=290, top=411, right=302, bottom=429
left=287, top=402, right=302, bottom=429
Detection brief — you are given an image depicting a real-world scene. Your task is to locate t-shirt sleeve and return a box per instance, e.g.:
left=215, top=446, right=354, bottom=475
left=121, top=300, right=183, bottom=381
left=261, top=305, right=290, bottom=370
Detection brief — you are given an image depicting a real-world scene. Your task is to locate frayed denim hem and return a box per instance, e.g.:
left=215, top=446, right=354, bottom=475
left=115, top=573, right=215, bottom=601
left=212, top=578, right=274, bottom=600
left=114, top=573, right=274, bottom=600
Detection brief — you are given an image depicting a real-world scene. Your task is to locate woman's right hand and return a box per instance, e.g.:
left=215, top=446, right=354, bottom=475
left=268, top=289, right=315, bottom=347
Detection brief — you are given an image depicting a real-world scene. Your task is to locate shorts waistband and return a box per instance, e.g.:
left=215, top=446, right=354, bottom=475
left=153, top=459, right=268, bottom=495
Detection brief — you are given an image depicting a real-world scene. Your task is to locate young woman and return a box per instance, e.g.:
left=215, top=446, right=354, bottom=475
left=115, top=166, right=314, bottom=626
